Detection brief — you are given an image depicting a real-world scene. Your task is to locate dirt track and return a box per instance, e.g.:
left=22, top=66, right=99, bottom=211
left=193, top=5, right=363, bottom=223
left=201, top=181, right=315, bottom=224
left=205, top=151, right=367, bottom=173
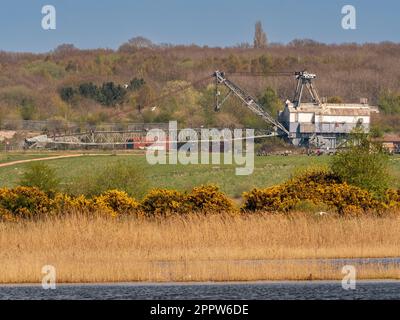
left=0, top=152, right=146, bottom=168
left=0, top=154, right=85, bottom=168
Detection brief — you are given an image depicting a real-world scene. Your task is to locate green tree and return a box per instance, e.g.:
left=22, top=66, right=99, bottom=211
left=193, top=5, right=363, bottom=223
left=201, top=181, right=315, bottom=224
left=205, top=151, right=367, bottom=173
left=79, top=82, right=99, bottom=99
left=98, top=82, right=127, bottom=106
left=60, top=87, right=76, bottom=102
left=19, top=162, right=60, bottom=194
left=259, top=87, right=282, bottom=118
left=378, top=90, right=400, bottom=114
left=19, top=99, right=36, bottom=120
left=330, top=129, right=390, bottom=198
left=129, top=78, right=145, bottom=91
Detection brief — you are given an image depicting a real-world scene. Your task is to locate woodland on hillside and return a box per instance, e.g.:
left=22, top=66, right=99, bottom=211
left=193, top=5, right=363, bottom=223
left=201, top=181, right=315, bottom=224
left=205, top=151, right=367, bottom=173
left=0, top=34, right=400, bottom=133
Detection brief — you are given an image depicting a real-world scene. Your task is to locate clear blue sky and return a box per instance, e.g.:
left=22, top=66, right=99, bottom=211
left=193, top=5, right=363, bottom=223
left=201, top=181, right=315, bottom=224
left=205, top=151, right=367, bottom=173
left=0, top=0, right=399, bottom=52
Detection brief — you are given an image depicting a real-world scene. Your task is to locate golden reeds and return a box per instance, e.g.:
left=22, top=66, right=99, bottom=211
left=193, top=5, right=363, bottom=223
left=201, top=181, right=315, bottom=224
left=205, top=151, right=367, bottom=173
left=0, top=212, right=399, bottom=283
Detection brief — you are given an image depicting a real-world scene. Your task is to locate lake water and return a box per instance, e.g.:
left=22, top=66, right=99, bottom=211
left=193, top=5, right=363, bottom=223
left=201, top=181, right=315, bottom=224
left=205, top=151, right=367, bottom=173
left=0, top=281, right=399, bottom=300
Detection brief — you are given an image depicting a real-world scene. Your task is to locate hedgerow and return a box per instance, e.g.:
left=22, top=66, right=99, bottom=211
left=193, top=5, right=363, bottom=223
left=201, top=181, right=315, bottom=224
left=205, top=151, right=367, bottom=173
left=0, top=177, right=399, bottom=220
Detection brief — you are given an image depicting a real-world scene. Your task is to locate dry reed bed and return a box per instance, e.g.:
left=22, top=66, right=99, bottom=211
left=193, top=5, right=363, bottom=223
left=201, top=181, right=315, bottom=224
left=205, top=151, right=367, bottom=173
left=0, top=212, right=400, bottom=283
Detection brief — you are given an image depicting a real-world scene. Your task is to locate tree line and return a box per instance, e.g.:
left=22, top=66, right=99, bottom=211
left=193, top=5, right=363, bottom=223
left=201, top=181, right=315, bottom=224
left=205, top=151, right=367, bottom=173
left=0, top=34, right=399, bottom=132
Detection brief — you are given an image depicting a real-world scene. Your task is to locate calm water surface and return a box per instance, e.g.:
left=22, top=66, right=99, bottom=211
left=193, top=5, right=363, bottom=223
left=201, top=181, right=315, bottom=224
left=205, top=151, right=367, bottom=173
left=0, top=281, right=399, bottom=300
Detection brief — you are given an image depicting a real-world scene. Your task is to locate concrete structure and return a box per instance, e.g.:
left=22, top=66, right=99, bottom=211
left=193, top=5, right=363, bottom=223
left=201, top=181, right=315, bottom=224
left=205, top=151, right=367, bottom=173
left=278, top=101, right=379, bottom=149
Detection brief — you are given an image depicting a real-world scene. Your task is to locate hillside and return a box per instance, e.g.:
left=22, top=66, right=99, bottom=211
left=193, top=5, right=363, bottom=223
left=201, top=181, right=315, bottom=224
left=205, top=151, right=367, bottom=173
left=1, top=40, right=400, bottom=132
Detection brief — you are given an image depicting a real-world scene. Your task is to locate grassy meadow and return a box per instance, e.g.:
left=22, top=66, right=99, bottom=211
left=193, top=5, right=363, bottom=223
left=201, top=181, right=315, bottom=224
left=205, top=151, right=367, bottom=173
left=1, top=152, right=400, bottom=198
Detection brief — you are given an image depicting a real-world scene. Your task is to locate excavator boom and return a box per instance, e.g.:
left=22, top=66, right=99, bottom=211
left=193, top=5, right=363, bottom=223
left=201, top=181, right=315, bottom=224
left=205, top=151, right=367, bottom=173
left=213, top=71, right=290, bottom=136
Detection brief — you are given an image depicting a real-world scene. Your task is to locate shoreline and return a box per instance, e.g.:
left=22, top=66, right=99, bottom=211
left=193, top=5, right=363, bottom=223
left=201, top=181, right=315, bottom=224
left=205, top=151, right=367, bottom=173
left=1, top=279, right=400, bottom=287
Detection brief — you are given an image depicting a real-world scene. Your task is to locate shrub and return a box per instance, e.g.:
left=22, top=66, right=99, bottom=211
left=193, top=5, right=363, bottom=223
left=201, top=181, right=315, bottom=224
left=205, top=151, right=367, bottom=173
left=60, top=87, right=76, bottom=102
left=141, top=189, right=186, bottom=216
left=68, top=160, right=149, bottom=199
left=384, top=189, right=400, bottom=209
left=52, top=193, right=75, bottom=211
left=330, top=129, right=390, bottom=198
left=242, top=169, right=379, bottom=214
left=292, top=200, right=332, bottom=213
left=94, top=190, right=139, bottom=216
left=327, top=96, right=343, bottom=104
left=243, top=185, right=298, bottom=212
left=186, top=185, right=234, bottom=212
left=342, top=205, right=365, bottom=216
left=321, top=182, right=378, bottom=214
left=378, top=90, right=400, bottom=115
left=0, top=187, right=53, bottom=218
left=53, top=193, right=101, bottom=214
left=69, top=195, right=97, bottom=213
left=290, top=168, right=341, bottom=185
left=0, top=207, right=16, bottom=222
left=129, top=78, right=145, bottom=91
left=19, top=162, right=60, bottom=194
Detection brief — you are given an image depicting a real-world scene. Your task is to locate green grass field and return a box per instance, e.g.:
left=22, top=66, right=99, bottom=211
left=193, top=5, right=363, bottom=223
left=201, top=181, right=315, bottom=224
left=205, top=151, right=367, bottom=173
left=0, top=152, right=62, bottom=164
left=0, top=152, right=399, bottom=198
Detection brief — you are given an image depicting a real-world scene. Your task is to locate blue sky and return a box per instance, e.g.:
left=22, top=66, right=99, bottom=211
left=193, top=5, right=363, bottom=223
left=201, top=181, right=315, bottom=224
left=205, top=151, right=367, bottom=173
left=0, top=0, right=399, bottom=52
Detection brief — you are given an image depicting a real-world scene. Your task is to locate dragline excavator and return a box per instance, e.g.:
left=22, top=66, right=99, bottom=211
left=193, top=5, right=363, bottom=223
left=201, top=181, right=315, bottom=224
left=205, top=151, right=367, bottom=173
left=212, top=70, right=323, bottom=142
left=111, top=68, right=323, bottom=146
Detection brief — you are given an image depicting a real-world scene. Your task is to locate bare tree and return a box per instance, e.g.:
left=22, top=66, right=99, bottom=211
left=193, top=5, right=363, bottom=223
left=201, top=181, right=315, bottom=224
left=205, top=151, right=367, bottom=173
left=254, top=21, right=268, bottom=48
left=118, top=36, right=155, bottom=52
left=53, top=43, right=78, bottom=53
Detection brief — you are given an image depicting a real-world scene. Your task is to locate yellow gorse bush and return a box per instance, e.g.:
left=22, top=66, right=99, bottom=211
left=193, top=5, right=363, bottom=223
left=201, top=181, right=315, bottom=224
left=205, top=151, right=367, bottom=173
left=242, top=169, right=381, bottom=214
left=0, top=176, right=399, bottom=219
left=384, top=189, right=400, bottom=209
left=93, top=190, right=140, bottom=216
left=186, top=185, right=234, bottom=213
left=0, top=186, right=54, bottom=218
left=141, top=189, right=186, bottom=216
left=140, top=185, right=235, bottom=216
left=53, top=193, right=97, bottom=213
left=0, top=188, right=142, bottom=219
left=0, top=207, right=16, bottom=222
left=53, top=191, right=140, bottom=217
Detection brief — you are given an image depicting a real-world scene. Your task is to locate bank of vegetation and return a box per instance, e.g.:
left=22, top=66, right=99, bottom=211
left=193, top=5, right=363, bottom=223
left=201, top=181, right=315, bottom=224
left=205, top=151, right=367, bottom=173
left=0, top=38, right=400, bottom=134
